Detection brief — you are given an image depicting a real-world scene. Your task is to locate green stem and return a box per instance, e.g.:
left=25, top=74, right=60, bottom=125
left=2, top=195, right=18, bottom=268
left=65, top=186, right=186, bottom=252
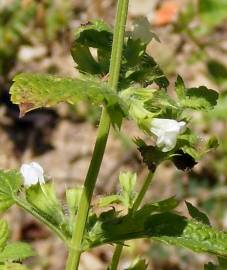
left=132, top=172, right=154, bottom=212
left=66, top=1, right=129, bottom=269
left=14, top=197, right=69, bottom=244
left=109, top=171, right=154, bottom=270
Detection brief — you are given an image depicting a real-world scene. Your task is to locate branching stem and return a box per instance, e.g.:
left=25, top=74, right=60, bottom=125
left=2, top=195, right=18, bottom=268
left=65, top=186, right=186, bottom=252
left=66, top=1, right=129, bottom=269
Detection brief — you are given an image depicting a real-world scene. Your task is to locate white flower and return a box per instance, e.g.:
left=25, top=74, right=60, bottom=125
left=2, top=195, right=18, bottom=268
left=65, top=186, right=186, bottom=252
left=20, top=162, right=45, bottom=188
left=150, top=118, right=186, bottom=152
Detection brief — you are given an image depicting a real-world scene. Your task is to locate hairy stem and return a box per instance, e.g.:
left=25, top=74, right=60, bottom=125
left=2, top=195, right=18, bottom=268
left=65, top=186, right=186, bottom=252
left=14, top=197, right=69, bottom=244
left=66, top=1, right=129, bottom=269
left=109, top=171, right=154, bottom=270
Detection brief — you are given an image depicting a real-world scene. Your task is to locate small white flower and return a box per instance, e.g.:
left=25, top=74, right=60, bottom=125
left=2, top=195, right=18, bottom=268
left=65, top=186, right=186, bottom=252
left=150, top=118, right=186, bottom=152
left=20, top=162, right=45, bottom=188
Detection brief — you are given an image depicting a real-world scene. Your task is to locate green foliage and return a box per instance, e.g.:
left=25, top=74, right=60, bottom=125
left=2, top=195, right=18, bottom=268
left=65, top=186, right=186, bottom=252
left=125, top=258, right=148, bottom=270
left=175, top=77, right=219, bottom=111
left=0, top=219, right=34, bottom=269
left=186, top=201, right=210, bottom=225
left=0, top=170, right=22, bottom=213
left=71, top=20, right=169, bottom=89
left=0, top=242, right=35, bottom=262
left=85, top=208, right=227, bottom=257
left=10, top=73, right=117, bottom=116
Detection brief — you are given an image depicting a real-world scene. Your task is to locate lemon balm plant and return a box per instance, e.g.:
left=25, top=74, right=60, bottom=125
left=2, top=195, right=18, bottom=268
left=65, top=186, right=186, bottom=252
left=0, top=0, right=226, bottom=269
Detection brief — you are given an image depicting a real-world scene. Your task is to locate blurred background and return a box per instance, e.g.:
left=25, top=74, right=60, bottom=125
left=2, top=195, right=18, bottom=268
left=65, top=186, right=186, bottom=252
left=0, top=0, right=227, bottom=269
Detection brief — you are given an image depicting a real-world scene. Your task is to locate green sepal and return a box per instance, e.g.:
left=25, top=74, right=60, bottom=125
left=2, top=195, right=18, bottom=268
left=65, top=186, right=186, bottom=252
left=175, top=75, right=186, bottom=100
left=26, top=183, right=68, bottom=232
left=119, top=172, right=137, bottom=209
left=186, top=201, right=210, bottom=226
left=0, top=170, right=22, bottom=213
left=66, top=187, right=83, bottom=231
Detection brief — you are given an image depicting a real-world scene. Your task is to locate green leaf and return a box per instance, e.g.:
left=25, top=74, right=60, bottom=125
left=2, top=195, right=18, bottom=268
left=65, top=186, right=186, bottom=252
left=74, top=20, right=112, bottom=50
left=10, top=73, right=118, bottom=116
left=86, top=210, right=227, bottom=257
left=181, top=86, right=219, bottom=110
left=0, top=170, right=22, bottom=213
left=175, top=75, right=186, bottom=100
left=71, top=44, right=101, bottom=75
left=0, top=242, right=35, bottom=262
left=119, top=172, right=137, bottom=208
left=71, top=20, right=112, bottom=75
left=26, top=183, right=68, bottom=231
left=124, top=53, right=169, bottom=89
left=125, top=258, right=148, bottom=270
left=0, top=220, right=8, bottom=251
left=186, top=201, right=210, bottom=225
left=204, top=262, right=218, bottom=270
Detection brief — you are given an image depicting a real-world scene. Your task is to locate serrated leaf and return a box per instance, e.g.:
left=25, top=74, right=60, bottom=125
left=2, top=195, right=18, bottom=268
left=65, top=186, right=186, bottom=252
left=124, top=53, right=169, bottom=89
left=26, top=183, right=68, bottom=232
left=175, top=75, right=186, bottom=100
left=181, top=86, right=219, bottom=110
left=86, top=210, right=227, bottom=257
left=186, top=201, right=210, bottom=225
left=0, top=242, right=35, bottom=262
left=0, top=170, right=22, bottom=213
left=74, top=20, right=112, bottom=50
left=125, top=258, right=148, bottom=270
left=71, top=20, right=112, bottom=75
left=0, top=220, right=8, bottom=251
left=10, top=73, right=118, bottom=116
